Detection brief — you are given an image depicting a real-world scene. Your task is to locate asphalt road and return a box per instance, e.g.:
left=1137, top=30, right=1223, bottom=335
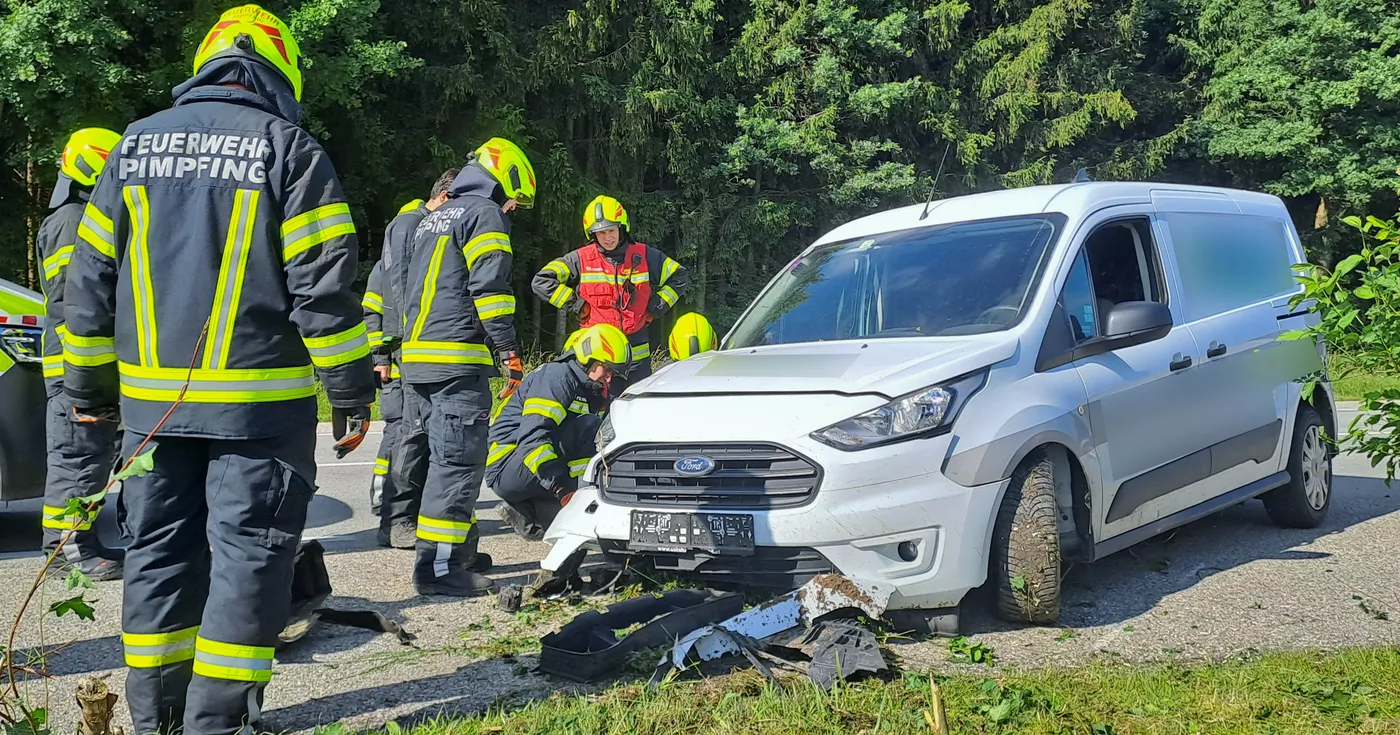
left=2, top=408, right=1398, bottom=732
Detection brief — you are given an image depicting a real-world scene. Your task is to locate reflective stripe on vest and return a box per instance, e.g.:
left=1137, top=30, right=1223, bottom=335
left=577, top=242, right=652, bottom=337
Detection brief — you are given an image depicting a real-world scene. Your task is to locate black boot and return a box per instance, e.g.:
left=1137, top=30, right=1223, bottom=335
left=414, top=571, right=496, bottom=597
left=50, top=554, right=124, bottom=582
left=501, top=502, right=544, bottom=541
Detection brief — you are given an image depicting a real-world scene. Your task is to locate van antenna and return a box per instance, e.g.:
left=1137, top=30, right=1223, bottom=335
left=1072, top=167, right=1092, bottom=184
left=919, top=142, right=952, bottom=221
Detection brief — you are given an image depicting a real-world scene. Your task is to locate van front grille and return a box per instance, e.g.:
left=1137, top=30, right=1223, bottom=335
left=599, top=443, right=820, bottom=510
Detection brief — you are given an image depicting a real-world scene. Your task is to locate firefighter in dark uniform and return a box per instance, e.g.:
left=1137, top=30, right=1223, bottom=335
left=401, top=139, right=535, bottom=597
left=62, top=6, right=375, bottom=734
left=362, top=257, right=401, bottom=538
left=380, top=173, right=458, bottom=550
left=487, top=324, right=630, bottom=540
left=532, top=195, right=689, bottom=384
left=37, top=127, right=126, bottom=581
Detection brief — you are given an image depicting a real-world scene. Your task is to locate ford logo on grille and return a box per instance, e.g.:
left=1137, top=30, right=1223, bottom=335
left=674, top=455, right=717, bottom=477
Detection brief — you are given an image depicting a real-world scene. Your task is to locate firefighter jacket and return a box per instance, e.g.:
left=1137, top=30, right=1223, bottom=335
left=381, top=203, right=427, bottom=342
left=400, top=165, right=518, bottom=385
left=35, top=180, right=87, bottom=393
left=362, top=260, right=397, bottom=371
left=532, top=240, right=688, bottom=360
left=62, top=57, right=375, bottom=440
left=487, top=356, right=600, bottom=491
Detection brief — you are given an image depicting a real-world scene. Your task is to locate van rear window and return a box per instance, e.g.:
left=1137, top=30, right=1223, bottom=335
left=1161, top=213, right=1297, bottom=322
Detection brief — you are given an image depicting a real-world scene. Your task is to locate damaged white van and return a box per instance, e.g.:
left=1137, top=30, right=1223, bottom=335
left=543, top=182, right=1335, bottom=631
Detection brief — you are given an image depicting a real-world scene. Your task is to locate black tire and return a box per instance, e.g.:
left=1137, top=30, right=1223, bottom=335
left=992, top=452, right=1062, bottom=624
left=1264, top=406, right=1331, bottom=528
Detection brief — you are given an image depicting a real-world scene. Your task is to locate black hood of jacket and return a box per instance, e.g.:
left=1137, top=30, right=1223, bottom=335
left=48, top=173, right=89, bottom=211
left=172, top=56, right=301, bottom=123
left=448, top=162, right=505, bottom=204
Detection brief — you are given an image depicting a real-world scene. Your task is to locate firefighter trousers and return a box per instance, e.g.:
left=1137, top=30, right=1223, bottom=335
left=118, top=429, right=316, bottom=735
left=42, top=390, right=122, bottom=561
left=411, top=375, right=490, bottom=580
left=486, top=414, right=601, bottom=535
left=391, top=381, right=429, bottom=525
left=374, top=377, right=419, bottom=531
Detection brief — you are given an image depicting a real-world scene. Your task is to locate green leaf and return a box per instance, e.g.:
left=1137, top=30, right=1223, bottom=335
left=1355, top=285, right=1376, bottom=300
left=1278, top=330, right=1310, bottom=342
left=49, top=595, right=95, bottom=621
left=1010, top=574, right=1027, bottom=592
left=64, top=567, right=94, bottom=591
left=1335, top=254, right=1364, bottom=278
left=1342, top=215, right=1363, bottom=229
left=112, top=449, right=157, bottom=483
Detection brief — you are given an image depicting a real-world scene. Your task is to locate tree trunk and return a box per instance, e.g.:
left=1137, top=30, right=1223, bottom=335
left=26, top=140, right=37, bottom=291
left=555, top=308, right=567, bottom=353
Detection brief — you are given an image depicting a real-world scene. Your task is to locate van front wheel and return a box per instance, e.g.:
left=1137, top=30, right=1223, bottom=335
left=992, top=452, right=1062, bottom=624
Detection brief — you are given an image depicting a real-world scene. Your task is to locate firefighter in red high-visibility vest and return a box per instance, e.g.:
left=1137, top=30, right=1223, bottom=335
left=531, top=195, right=689, bottom=383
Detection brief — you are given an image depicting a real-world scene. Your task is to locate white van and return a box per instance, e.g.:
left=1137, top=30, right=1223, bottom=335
left=543, top=182, right=1335, bottom=631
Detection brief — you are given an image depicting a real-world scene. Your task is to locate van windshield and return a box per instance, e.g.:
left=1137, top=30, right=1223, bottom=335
left=726, top=214, right=1065, bottom=348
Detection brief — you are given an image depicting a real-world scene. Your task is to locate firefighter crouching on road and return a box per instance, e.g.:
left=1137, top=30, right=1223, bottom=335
left=38, top=127, right=126, bottom=582
left=532, top=195, right=689, bottom=384
left=668, top=312, right=719, bottom=361
left=62, top=6, right=375, bottom=734
left=380, top=172, right=459, bottom=550
left=401, top=138, right=536, bottom=597
left=487, top=324, right=630, bottom=540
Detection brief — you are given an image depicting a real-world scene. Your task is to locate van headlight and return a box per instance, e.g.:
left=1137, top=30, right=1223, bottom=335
left=811, top=371, right=986, bottom=450
left=595, top=413, right=616, bottom=455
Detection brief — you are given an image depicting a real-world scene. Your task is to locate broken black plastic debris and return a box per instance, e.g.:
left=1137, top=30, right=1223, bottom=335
left=796, top=619, right=887, bottom=691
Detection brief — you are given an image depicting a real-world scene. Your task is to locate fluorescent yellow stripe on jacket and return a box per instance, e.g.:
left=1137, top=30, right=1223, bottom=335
left=281, top=202, right=355, bottom=261
left=463, top=231, right=511, bottom=269
left=193, top=637, right=274, bottom=682
left=119, top=363, right=316, bottom=404
left=409, top=236, right=448, bottom=342
left=417, top=514, right=475, bottom=543
left=473, top=294, right=515, bottom=321
left=486, top=442, right=517, bottom=466
left=543, top=260, right=571, bottom=280
left=43, top=245, right=74, bottom=280
left=362, top=291, right=384, bottom=314
left=77, top=203, right=116, bottom=259
left=303, top=322, right=370, bottom=368
left=631, top=343, right=651, bottom=361
left=523, top=397, right=566, bottom=424
left=124, top=186, right=159, bottom=368
left=124, top=627, right=199, bottom=668
left=204, top=189, right=260, bottom=370
left=367, top=330, right=384, bottom=347
left=524, top=444, right=558, bottom=474
left=41, top=503, right=95, bottom=531
left=43, top=354, right=64, bottom=379
left=548, top=285, right=574, bottom=308
left=400, top=340, right=492, bottom=365
left=63, top=333, right=116, bottom=368
left=569, top=458, right=590, bottom=478
left=656, top=285, right=679, bottom=307
left=660, top=257, right=680, bottom=282
left=373, top=457, right=389, bottom=476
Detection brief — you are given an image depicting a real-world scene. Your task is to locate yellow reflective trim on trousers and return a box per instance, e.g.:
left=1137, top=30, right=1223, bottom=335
left=569, top=458, right=590, bottom=478
left=416, top=514, right=475, bottom=543
left=657, top=285, right=679, bottom=307
left=43, top=245, right=74, bottom=280
left=63, top=334, right=116, bottom=368
left=281, top=202, right=355, bottom=262
left=41, top=504, right=94, bottom=531
left=543, top=260, right=570, bottom=280
left=374, top=457, right=389, bottom=476
left=486, top=442, right=517, bottom=466
left=119, top=362, right=316, bottom=403
left=548, top=285, right=574, bottom=308
left=204, top=189, right=259, bottom=370
left=400, top=340, right=492, bottom=365
left=303, top=322, right=371, bottom=368
left=409, top=236, right=448, bottom=342
left=660, top=257, right=680, bottom=282
left=474, top=294, right=515, bottom=321
left=522, top=397, right=566, bottom=424
left=124, top=627, right=199, bottom=668
left=193, top=636, right=274, bottom=682
left=124, top=185, right=159, bottom=368
left=523, top=444, right=558, bottom=474
left=462, top=231, right=511, bottom=269
left=78, top=203, right=116, bottom=259
left=362, top=291, right=384, bottom=314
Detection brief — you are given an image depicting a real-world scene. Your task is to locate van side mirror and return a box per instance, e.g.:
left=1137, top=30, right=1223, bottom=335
left=1102, top=301, right=1173, bottom=344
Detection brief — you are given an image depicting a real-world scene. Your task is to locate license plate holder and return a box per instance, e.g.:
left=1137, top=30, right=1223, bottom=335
left=628, top=511, right=755, bottom=556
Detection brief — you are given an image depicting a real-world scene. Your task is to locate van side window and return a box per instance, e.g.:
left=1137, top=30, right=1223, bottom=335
left=1063, top=218, right=1165, bottom=342
left=1161, top=213, right=1295, bottom=322
left=1060, top=251, right=1097, bottom=341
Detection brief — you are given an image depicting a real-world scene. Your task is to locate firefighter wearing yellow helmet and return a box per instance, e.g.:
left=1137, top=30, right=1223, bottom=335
left=61, top=6, right=375, bottom=733
left=486, top=324, right=629, bottom=540
left=668, top=312, right=719, bottom=360
left=398, top=138, right=536, bottom=597
left=38, top=127, right=126, bottom=584
left=532, top=195, right=690, bottom=384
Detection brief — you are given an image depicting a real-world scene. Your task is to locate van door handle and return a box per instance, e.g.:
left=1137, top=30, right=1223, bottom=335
left=1169, top=355, right=1193, bottom=372
left=1207, top=342, right=1227, bottom=359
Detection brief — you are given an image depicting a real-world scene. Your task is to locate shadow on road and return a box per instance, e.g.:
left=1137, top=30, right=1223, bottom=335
left=960, top=473, right=1398, bottom=634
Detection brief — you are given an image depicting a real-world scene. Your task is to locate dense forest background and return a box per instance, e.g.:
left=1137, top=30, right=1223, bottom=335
left=2, top=0, right=1398, bottom=350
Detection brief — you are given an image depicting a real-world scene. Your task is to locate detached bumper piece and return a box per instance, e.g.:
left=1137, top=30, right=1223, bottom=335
left=538, top=589, right=744, bottom=682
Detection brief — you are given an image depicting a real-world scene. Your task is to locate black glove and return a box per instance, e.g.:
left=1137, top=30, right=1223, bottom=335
left=331, top=405, right=373, bottom=459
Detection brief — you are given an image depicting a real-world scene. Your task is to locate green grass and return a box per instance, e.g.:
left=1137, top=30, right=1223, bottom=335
left=326, top=647, right=1400, bottom=734
left=1331, top=371, right=1400, bottom=402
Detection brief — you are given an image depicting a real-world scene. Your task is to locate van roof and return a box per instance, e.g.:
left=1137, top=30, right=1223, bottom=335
left=812, top=182, right=1288, bottom=247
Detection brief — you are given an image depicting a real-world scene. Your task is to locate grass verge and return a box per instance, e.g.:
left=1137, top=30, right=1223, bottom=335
left=1332, top=371, right=1400, bottom=402
left=342, top=647, right=1400, bottom=735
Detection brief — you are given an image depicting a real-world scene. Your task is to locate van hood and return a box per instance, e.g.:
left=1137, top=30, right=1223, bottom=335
left=630, top=336, right=1017, bottom=399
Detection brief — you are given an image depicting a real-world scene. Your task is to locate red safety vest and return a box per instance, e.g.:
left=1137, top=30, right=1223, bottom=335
left=577, top=242, right=653, bottom=337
